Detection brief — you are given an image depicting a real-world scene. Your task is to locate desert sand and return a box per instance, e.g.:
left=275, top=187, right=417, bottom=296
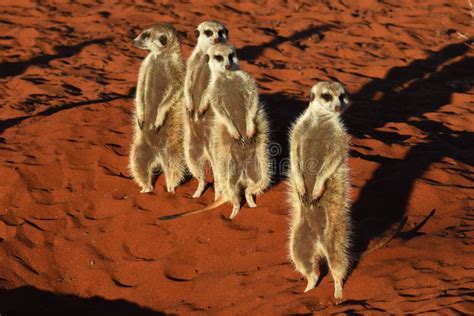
left=0, top=0, right=473, bottom=314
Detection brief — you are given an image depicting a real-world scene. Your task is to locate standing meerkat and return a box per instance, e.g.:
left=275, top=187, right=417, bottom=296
left=288, top=81, right=351, bottom=303
left=129, top=23, right=186, bottom=194
left=159, top=44, right=270, bottom=221
left=183, top=20, right=229, bottom=198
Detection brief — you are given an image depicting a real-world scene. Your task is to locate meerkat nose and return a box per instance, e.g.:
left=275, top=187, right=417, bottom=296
left=225, top=64, right=231, bottom=70
left=335, top=106, right=342, bottom=112
left=213, top=38, right=221, bottom=44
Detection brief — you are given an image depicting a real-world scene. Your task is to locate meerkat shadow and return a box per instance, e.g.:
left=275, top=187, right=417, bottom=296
left=261, top=93, right=307, bottom=184
left=0, top=37, right=112, bottom=79
left=0, top=285, right=163, bottom=315
left=341, top=40, right=472, bottom=270
left=238, top=24, right=336, bottom=63
left=0, top=90, right=134, bottom=134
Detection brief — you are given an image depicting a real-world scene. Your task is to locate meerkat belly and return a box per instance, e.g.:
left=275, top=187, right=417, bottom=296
left=320, top=167, right=348, bottom=206
left=189, top=110, right=215, bottom=143
left=220, top=86, right=248, bottom=137
left=231, top=141, right=258, bottom=172
left=144, top=63, right=166, bottom=129
left=301, top=122, right=336, bottom=194
left=145, top=64, right=175, bottom=147
left=192, top=63, right=211, bottom=112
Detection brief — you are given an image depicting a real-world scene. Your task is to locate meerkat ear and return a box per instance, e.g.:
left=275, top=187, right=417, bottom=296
left=159, top=35, right=167, bottom=46
left=310, top=92, right=315, bottom=102
left=194, top=29, right=200, bottom=38
left=204, top=54, right=210, bottom=63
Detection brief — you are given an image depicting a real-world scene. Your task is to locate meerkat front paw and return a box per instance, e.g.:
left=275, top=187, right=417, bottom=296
left=186, top=108, right=195, bottom=119
left=246, top=124, right=256, bottom=139
left=137, top=118, right=144, bottom=130
left=295, top=184, right=310, bottom=206
left=238, top=137, right=247, bottom=146
left=311, top=181, right=326, bottom=203
left=231, top=132, right=244, bottom=145
left=154, top=122, right=163, bottom=133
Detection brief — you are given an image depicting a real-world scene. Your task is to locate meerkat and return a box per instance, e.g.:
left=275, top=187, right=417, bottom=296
left=183, top=20, right=229, bottom=198
left=159, top=44, right=270, bottom=221
left=287, top=81, right=351, bottom=303
left=129, top=23, right=186, bottom=194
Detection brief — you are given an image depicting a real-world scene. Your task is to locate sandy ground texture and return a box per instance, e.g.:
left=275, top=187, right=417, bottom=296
left=0, top=0, right=473, bottom=314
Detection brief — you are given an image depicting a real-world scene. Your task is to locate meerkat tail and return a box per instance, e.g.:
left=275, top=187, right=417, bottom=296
left=363, top=216, right=408, bottom=255
left=158, top=196, right=228, bottom=221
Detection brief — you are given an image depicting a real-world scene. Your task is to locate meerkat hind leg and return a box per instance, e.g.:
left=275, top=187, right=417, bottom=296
left=130, top=136, right=155, bottom=193
left=245, top=190, right=256, bottom=208
left=213, top=161, right=226, bottom=201
left=228, top=189, right=242, bottom=220
left=193, top=177, right=206, bottom=198
left=192, top=160, right=207, bottom=198
left=186, top=155, right=207, bottom=198
left=244, top=180, right=261, bottom=208
left=324, top=242, right=349, bottom=303
left=163, top=161, right=183, bottom=193
left=290, top=223, right=321, bottom=293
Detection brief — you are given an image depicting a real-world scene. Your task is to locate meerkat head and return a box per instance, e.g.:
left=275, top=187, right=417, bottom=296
left=133, top=23, right=180, bottom=54
left=205, top=43, right=239, bottom=73
left=194, top=20, right=229, bottom=51
left=309, top=81, right=350, bottom=114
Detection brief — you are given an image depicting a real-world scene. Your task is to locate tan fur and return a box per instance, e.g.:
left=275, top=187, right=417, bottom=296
left=288, top=81, right=351, bottom=303
left=129, top=24, right=186, bottom=193
left=203, top=43, right=270, bottom=219
left=183, top=21, right=229, bottom=198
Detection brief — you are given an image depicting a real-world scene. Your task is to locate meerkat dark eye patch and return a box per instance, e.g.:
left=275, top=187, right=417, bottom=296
left=159, top=35, right=167, bottom=46
left=321, top=93, right=333, bottom=102
left=194, top=30, right=200, bottom=38
left=204, top=30, right=213, bottom=37
left=218, top=30, right=225, bottom=38
left=310, top=92, right=315, bottom=102
left=215, top=55, right=224, bottom=62
left=339, top=94, right=347, bottom=104
left=228, top=53, right=234, bottom=61
left=224, top=27, right=229, bottom=38
left=142, top=31, right=150, bottom=39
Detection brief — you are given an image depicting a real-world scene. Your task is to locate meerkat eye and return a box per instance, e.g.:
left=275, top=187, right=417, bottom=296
left=215, top=55, right=224, bottom=62
left=142, top=31, right=150, bottom=39
left=320, top=93, right=333, bottom=102
left=204, top=30, right=213, bottom=37
left=228, top=53, right=234, bottom=61
left=159, top=35, right=167, bottom=46
left=218, top=30, right=225, bottom=38
left=339, top=94, right=347, bottom=104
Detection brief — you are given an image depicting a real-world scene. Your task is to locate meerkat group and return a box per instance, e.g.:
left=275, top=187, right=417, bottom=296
left=127, top=20, right=392, bottom=303
left=184, top=21, right=229, bottom=199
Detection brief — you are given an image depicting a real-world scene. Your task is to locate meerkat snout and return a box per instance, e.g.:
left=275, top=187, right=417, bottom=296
left=310, top=81, right=350, bottom=114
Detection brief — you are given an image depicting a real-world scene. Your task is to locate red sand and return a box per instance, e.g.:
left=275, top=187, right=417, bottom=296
left=0, top=1, right=473, bottom=314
